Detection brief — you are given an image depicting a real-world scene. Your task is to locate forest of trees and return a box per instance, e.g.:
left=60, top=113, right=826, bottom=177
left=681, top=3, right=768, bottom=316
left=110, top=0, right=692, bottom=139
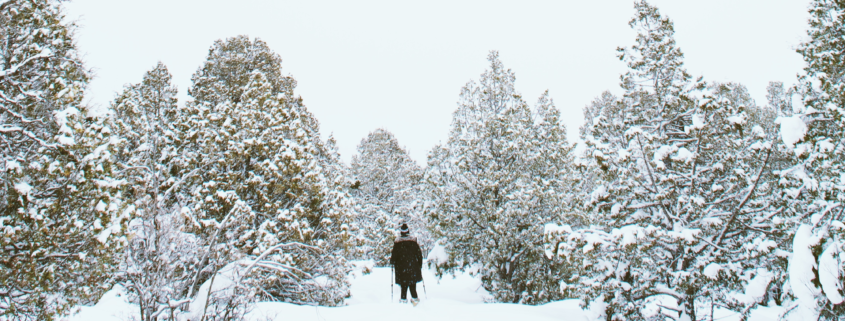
left=2, top=0, right=845, bottom=320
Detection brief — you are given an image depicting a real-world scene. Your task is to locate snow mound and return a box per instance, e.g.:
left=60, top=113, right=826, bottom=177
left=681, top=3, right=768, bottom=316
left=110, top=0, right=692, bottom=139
left=703, top=263, right=722, bottom=279
left=788, top=224, right=821, bottom=320
left=13, top=182, right=32, bottom=195
left=671, top=147, right=694, bottom=163
left=426, top=242, right=449, bottom=265
left=776, top=115, right=806, bottom=150
left=819, top=241, right=844, bottom=304
left=590, top=185, right=608, bottom=203
left=61, top=285, right=136, bottom=321
left=611, top=224, right=644, bottom=247
left=735, top=269, right=773, bottom=305
left=684, top=113, right=706, bottom=133
left=727, top=113, right=746, bottom=125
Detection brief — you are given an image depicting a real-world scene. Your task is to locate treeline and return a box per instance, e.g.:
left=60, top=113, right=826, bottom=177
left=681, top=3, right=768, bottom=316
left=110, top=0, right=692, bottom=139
left=3, top=2, right=357, bottom=318
left=2, top=0, right=845, bottom=321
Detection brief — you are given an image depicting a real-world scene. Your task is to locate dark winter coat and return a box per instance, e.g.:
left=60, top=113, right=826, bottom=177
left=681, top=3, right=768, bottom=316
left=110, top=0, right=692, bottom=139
left=389, top=235, right=423, bottom=285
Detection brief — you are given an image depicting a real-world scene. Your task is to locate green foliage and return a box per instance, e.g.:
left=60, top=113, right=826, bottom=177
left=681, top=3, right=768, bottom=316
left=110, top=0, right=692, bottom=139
left=1, top=0, right=127, bottom=318
left=568, top=2, right=786, bottom=320
left=111, top=62, right=199, bottom=321
left=425, top=51, right=575, bottom=304
left=173, top=36, right=354, bottom=307
left=772, top=0, right=845, bottom=318
left=350, top=128, right=428, bottom=266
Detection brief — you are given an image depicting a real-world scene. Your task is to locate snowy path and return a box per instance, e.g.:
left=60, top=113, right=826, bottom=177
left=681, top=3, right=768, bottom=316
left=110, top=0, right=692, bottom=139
left=66, top=261, right=591, bottom=321
left=247, top=262, right=591, bottom=321
left=65, top=261, right=785, bottom=321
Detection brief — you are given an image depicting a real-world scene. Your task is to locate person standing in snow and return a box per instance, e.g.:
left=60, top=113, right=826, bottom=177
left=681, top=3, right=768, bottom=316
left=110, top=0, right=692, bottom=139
left=390, top=223, right=423, bottom=305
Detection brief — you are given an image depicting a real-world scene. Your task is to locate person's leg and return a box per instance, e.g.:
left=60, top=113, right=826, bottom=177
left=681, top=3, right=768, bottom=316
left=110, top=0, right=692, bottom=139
left=409, top=283, right=418, bottom=299
left=400, top=284, right=409, bottom=300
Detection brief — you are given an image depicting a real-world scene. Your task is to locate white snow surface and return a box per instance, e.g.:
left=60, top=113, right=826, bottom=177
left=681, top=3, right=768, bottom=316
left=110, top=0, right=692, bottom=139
left=818, top=138, right=835, bottom=153
left=751, top=125, right=766, bottom=138
left=776, top=115, right=807, bottom=150
left=703, top=263, right=722, bottom=279
left=590, top=185, right=608, bottom=203
left=65, top=261, right=590, bottom=321
left=684, top=113, right=706, bottom=133
left=671, top=147, right=694, bottom=163
left=543, top=223, right=572, bottom=235
left=62, top=285, right=137, bottom=321
left=727, top=113, right=746, bottom=125
left=426, top=242, right=450, bottom=265
left=13, top=182, right=32, bottom=195
left=611, top=224, right=644, bottom=246
left=787, top=224, right=821, bottom=320
left=64, top=261, right=796, bottom=321
left=186, top=260, right=246, bottom=320
left=735, top=269, right=774, bottom=305
left=819, top=241, right=844, bottom=304
left=652, top=144, right=678, bottom=162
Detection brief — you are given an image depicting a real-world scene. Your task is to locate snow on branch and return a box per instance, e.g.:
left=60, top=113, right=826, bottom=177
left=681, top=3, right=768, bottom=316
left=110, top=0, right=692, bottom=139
left=0, top=52, right=52, bottom=79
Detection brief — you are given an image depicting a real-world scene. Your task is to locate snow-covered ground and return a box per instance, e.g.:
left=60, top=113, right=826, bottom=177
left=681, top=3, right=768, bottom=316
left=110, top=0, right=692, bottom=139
left=65, top=261, right=588, bottom=321
left=64, top=261, right=786, bottom=321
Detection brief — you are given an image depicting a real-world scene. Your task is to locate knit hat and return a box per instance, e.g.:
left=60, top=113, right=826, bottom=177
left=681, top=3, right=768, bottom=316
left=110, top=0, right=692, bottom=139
left=399, top=223, right=409, bottom=234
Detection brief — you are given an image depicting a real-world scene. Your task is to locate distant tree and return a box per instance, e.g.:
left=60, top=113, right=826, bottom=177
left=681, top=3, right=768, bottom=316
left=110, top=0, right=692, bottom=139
left=349, top=128, right=428, bottom=266
left=0, top=1, right=127, bottom=318
left=425, top=51, right=575, bottom=304
left=766, top=81, right=794, bottom=117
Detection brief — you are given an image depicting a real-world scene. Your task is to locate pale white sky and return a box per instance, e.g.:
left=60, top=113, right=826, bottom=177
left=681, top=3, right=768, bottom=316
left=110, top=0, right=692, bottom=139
left=64, top=0, right=809, bottom=165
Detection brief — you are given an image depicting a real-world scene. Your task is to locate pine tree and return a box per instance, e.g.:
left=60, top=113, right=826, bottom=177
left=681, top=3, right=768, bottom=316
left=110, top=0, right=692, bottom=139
left=1, top=1, right=127, bottom=318
left=110, top=62, right=199, bottom=320
left=551, top=2, right=786, bottom=320
left=349, top=128, right=428, bottom=266
left=774, top=0, right=845, bottom=319
left=188, top=36, right=294, bottom=108
left=766, top=81, right=795, bottom=117
left=172, top=36, right=355, bottom=310
left=425, top=51, right=575, bottom=304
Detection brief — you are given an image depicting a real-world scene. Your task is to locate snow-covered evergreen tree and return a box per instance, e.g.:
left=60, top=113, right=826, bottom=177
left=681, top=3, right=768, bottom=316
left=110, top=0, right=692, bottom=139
left=349, top=128, right=428, bottom=266
left=767, top=81, right=796, bottom=117
left=551, top=2, right=788, bottom=320
left=1, top=1, right=128, bottom=318
left=172, top=36, right=355, bottom=309
left=425, top=51, right=575, bottom=304
left=110, top=62, right=201, bottom=320
left=773, top=0, right=845, bottom=319
left=575, top=91, right=625, bottom=228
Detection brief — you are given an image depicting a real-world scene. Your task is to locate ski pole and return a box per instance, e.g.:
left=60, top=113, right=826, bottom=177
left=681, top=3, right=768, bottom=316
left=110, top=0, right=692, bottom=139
left=391, top=265, right=394, bottom=302
left=422, top=275, right=428, bottom=299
